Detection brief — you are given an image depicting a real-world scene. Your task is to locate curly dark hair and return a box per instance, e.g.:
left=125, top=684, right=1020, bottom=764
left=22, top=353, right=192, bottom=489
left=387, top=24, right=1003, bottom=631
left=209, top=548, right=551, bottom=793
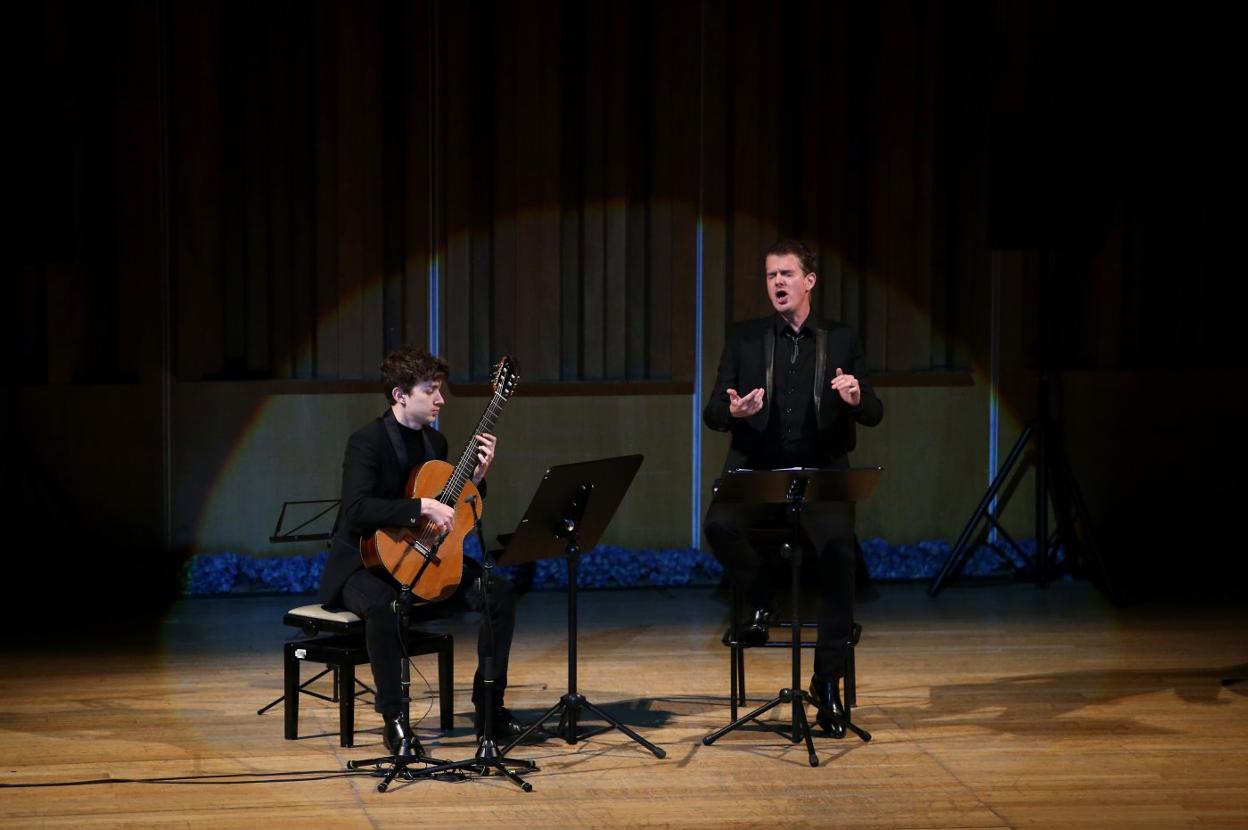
left=765, top=239, right=817, bottom=274
left=380, top=345, right=450, bottom=403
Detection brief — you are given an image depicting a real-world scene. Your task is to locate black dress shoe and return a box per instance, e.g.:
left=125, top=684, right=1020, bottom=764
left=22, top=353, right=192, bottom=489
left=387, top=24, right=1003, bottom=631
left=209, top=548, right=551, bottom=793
left=382, top=712, right=424, bottom=757
left=808, top=674, right=847, bottom=739
left=475, top=708, right=553, bottom=744
left=739, top=607, right=772, bottom=647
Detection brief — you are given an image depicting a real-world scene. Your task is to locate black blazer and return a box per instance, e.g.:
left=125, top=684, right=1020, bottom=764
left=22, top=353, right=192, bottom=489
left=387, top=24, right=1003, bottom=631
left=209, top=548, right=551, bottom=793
left=703, top=316, right=883, bottom=473
left=317, top=409, right=450, bottom=605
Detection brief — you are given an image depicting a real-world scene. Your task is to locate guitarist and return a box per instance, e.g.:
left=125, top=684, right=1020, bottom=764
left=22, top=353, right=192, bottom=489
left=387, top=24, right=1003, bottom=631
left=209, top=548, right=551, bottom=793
left=317, top=345, right=549, bottom=756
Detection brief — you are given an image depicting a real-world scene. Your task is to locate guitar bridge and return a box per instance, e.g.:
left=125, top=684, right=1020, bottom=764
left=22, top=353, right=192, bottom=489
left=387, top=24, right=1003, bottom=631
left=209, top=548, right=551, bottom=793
left=403, top=537, right=437, bottom=562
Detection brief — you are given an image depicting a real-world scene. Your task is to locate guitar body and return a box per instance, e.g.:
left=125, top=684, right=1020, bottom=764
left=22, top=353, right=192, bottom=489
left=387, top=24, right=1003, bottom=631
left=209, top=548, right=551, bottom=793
left=360, top=459, right=482, bottom=603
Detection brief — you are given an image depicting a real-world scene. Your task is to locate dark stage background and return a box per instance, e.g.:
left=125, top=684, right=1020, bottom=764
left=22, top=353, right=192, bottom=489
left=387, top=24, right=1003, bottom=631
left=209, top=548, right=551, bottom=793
left=6, top=0, right=1242, bottom=629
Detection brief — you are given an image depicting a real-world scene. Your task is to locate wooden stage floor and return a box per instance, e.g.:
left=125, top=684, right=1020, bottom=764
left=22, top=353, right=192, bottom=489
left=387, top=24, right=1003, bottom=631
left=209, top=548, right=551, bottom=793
left=2, top=582, right=1246, bottom=829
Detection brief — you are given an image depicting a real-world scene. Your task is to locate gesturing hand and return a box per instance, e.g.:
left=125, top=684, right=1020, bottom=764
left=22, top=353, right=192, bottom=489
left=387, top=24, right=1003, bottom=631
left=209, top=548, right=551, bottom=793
left=727, top=387, right=766, bottom=418
left=830, top=368, right=861, bottom=407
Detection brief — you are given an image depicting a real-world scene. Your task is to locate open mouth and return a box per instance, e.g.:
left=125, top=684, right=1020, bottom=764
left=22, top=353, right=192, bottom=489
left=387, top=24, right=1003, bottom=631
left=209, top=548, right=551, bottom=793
left=774, top=289, right=789, bottom=301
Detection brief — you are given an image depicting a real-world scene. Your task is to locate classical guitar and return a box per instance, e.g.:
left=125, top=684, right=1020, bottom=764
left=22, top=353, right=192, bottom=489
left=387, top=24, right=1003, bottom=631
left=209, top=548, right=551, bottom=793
left=360, top=356, right=519, bottom=603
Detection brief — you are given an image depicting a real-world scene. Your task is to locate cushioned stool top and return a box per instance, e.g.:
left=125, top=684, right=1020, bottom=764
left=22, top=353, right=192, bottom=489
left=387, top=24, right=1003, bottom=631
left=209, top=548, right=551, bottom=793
left=287, top=603, right=361, bottom=624
left=284, top=604, right=362, bottom=633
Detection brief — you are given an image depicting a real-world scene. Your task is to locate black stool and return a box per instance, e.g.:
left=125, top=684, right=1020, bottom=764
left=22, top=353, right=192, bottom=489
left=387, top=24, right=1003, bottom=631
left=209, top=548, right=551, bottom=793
left=721, top=528, right=863, bottom=727
left=705, top=541, right=870, bottom=765
left=259, top=603, right=454, bottom=747
left=723, top=584, right=862, bottom=725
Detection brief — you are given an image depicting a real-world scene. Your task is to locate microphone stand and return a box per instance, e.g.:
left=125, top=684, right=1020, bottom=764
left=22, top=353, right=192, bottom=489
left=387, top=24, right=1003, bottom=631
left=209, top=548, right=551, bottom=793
left=408, top=495, right=539, bottom=791
left=346, top=543, right=452, bottom=791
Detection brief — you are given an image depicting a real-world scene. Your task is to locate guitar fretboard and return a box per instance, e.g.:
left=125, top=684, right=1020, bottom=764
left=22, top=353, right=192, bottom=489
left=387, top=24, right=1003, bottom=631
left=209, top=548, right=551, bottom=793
left=439, top=389, right=509, bottom=507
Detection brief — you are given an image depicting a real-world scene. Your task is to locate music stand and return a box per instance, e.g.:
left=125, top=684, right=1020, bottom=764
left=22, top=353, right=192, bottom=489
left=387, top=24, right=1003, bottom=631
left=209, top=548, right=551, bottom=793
left=267, top=498, right=339, bottom=544
left=702, top=467, right=881, bottom=767
left=494, top=454, right=666, bottom=759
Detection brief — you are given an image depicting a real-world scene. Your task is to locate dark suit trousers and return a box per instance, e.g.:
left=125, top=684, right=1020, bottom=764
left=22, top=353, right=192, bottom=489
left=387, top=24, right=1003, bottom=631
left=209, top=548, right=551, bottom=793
left=705, top=501, right=855, bottom=679
left=340, top=557, right=517, bottom=717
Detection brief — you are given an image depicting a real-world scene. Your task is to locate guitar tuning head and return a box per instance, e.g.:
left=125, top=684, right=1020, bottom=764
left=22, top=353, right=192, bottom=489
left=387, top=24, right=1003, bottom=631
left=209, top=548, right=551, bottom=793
left=492, top=355, right=520, bottom=397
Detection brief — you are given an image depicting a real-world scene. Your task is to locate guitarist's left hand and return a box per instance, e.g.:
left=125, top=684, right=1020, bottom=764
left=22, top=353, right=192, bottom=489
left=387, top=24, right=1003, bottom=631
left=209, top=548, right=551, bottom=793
left=472, top=433, right=497, bottom=485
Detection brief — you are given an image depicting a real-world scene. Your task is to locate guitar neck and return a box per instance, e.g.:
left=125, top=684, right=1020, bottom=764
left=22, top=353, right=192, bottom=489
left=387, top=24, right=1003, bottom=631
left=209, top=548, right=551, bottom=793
left=439, top=390, right=508, bottom=506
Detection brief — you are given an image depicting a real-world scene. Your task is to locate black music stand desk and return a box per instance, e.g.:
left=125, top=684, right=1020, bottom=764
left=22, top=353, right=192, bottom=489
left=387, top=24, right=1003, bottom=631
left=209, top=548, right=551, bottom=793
left=495, top=454, right=666, bottom=759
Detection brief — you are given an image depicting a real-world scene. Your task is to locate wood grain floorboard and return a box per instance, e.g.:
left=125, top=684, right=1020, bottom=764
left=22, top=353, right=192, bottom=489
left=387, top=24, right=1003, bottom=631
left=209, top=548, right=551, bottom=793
left=1, top=583, right=1245, bottom=829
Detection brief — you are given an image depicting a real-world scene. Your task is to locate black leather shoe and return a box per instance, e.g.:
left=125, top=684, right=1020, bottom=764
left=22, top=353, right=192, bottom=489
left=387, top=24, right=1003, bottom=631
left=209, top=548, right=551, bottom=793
left=382, top=712, right=423, bottom=757
left=475, top=708, right=553, bottom=744
left=808, top=674, right=847, bottom=739
left=739, top=607, right=772, bottom=647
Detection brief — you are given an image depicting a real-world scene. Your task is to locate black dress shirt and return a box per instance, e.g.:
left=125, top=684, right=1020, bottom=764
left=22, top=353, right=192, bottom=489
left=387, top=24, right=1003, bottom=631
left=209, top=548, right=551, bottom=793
left=756, top=316, right=829, bottom=469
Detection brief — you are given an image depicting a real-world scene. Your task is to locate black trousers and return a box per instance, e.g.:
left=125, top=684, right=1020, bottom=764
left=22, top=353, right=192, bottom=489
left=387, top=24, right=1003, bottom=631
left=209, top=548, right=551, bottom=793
left=340, top=557, right=517, bottom=717
left=704, top=501, right=855, bottom=680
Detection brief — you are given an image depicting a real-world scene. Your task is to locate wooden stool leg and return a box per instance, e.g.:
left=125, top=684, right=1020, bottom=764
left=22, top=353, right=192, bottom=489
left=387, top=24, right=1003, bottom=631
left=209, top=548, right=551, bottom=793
left=729, top=584, right=740, bottom=719
left=283, top=643, right=299, bottom=740
left=338, top=662, right=355, bottom=747
left=438, top=637, right=454, bottom=731
left=845, top=645, right=857, bottom=711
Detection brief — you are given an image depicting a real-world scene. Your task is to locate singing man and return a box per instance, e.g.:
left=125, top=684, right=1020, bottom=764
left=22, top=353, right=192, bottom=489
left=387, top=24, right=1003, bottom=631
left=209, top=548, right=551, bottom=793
left=703, top=239, right=884, bottom=737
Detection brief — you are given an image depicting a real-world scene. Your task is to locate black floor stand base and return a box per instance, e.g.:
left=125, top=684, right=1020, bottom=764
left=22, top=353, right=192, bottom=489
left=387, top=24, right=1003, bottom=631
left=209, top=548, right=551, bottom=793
left=704, top=532, right=870, bottom=767
left=702, top=686, right=870, bottom=768
left=505, top=692, right=666, bottom=759
left=401, top=739, right=539, bottom=792
left=347, top=742, right=456, bottom=792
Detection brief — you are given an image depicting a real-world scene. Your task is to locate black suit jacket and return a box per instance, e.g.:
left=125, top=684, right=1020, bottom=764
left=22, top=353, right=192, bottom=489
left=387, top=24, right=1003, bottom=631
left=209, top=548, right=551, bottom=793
left=317, top=409, right=450, bottom=605
left=703, top=316, right=883, bottom=473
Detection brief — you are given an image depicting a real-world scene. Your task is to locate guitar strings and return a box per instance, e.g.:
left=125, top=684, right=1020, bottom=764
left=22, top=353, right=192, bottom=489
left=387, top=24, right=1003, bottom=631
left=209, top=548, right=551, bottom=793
left=411, top=389, right=509, bottom=556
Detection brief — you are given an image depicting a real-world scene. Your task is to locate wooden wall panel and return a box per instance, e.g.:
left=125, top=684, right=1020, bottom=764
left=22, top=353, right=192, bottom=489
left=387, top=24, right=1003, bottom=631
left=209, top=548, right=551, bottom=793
left=33, top=0, right=1154, bottom=390
left=399, top=0, right=431, bottom=365
left=709, top=0, right=985, bottom=375
left=579, top=1, right=607, bottom=381
left=600, top=1, right=631, bottom=381
left=438, top=0, right=473, bottom=378
left=312, top=0, right=339, bottom=380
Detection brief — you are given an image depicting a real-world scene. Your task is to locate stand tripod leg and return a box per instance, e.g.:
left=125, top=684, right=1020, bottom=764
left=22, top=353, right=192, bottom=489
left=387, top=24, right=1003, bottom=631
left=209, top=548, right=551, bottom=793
left=702, top=694, right=787, bottom=745
left=407, top=730, right=539, bottom=791
left=483, top=759, right=534, bottom=791
left=577, top=697, right=667, bottom=758
left=501, top=697, right=567, bottom=756
left=930, top=425, right=1034, bottom=595
left=792, top=692, right=819, bottom=767
left=842, top=718, right=871, bottom=742
left=561, top=699, right=579, bottom=744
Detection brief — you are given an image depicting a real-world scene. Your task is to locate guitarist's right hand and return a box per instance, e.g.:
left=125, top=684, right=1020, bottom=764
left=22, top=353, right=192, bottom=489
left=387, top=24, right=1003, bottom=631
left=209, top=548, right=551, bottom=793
left=420, top=498, right=456, bottom=535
